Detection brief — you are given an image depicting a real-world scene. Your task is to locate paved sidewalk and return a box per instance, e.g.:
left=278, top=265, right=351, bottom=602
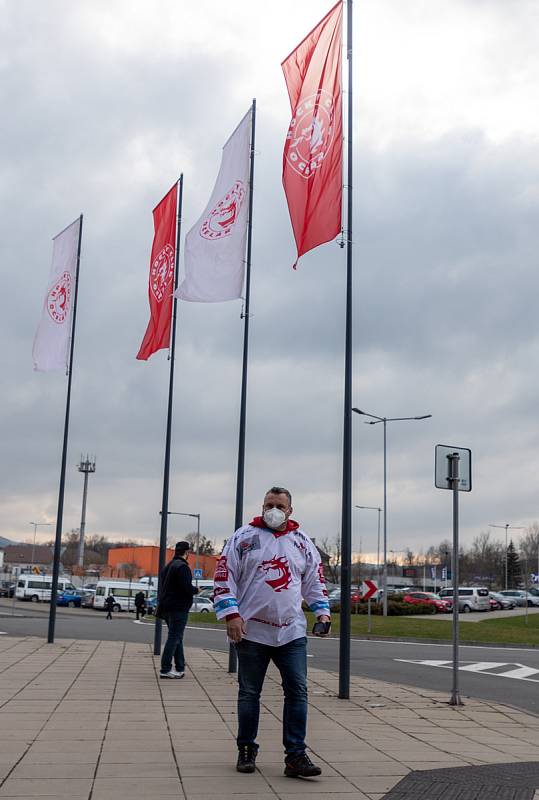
left=0, top=636, right=538, bottom=799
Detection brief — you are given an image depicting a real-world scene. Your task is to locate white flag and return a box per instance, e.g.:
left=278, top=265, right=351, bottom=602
left=176, top=108, right=251, bottom=302
left=32, top=217, right=81, bottom=372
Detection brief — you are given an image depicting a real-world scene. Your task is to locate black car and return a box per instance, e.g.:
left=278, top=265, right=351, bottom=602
left=0, top=580, right=15, bottom=598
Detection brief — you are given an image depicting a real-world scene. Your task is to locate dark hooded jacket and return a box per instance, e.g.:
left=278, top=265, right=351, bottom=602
left=159, top=555, right=198, bottom=612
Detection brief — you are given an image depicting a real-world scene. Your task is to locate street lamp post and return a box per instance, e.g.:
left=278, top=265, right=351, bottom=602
left=28, top=522, right=51, bottom=571
left=355, top=505, right=382, bottom=587
left=352, top=408, right=432, bottom=616
left=488, top=523, right=525, bottom=590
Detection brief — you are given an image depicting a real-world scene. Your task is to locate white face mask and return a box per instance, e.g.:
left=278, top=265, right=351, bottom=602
left=263, top=507, right=287, bottom=530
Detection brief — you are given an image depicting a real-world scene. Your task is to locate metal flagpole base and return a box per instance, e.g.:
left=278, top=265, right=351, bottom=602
left=449, top=692, right=464, bottom=706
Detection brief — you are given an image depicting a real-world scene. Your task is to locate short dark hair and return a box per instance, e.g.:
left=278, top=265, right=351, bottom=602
left=175, top=541, right=190, bottom=555
left=265, top=486, right=292, bottom=506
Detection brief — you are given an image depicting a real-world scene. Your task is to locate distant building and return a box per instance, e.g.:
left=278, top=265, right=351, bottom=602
left=105, top=545, right=218, bottom=580
left=1, top=544, right=54, bottom=575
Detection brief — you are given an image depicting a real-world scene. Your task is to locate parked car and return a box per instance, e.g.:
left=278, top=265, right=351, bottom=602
left=56, top=589, right=83, bottom=608
left=489, top=592, right=516, bottom=610
left=402, top=592, right=452, bottom=613
left=144, top=592, right=214, bottom=615
left=499, top=590, right=539, bottom=607
left=438, top=587, right=490, bottom=613
left=327, top=588, right=362, bottom=611
left=81, top=590, right=96, bottom=608
left=190, top=596, right=214, bottom=614
left=0, top=581, right=15, bottom=598
left=529, top=588, right=539, bottom=597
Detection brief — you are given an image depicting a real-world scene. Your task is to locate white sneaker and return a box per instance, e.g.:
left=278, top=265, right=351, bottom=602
left=171, top=669, right=185, bottom=678
left=160, top=670, right=181, bottom=679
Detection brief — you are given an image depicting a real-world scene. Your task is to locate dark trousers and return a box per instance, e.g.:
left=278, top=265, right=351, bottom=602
left=236, top=636, right=308, bottom=755
left=135, top=607, right=146, bottom=620
left=161, top=610, right=189, bottom=673
left=106, top=610, right=112, bottom=620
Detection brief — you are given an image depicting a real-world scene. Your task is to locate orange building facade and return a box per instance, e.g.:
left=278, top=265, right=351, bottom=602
left=105, top=545, right=218, bottom=580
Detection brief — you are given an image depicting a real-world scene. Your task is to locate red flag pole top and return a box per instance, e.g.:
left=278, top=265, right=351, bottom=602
left=282, top=1, right=343, bottom=268
left=137, top=184, right=178, bottom=360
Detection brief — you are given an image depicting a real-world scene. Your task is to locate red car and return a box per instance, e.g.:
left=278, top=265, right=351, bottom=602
left=403, top=592, right=452, bottom=613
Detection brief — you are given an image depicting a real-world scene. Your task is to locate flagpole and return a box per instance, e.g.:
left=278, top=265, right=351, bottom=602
left=48, top=214, right=83, bottom=644
left=338, top=0, right=353, bottom=700
left=228, top=99, right=256, bottom=674
left=154, top=175, right=183, bottom=656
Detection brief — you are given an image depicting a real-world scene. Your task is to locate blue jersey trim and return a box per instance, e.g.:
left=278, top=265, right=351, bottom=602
left=214, top=598, right=238, bottom=613
left=309, top=600, right=330, bottom=613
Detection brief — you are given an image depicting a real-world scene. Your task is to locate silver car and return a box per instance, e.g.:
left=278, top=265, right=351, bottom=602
left=438, top=586, right=490, bottom=613
left=499, top=590, right=539, bottom=607
left=489, top=591, right=515, bottom=610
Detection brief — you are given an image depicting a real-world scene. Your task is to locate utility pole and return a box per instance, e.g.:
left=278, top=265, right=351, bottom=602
left=77, top=455, right=96, bottom=568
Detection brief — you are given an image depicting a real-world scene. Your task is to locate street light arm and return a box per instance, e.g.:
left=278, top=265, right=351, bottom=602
left=352, top=408, right=384, bottom=422
left=385, top=414, right=432, bottom=422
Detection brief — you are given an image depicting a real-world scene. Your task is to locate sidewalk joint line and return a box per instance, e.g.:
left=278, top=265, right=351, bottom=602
left=0, top=638, right=100, bottom=793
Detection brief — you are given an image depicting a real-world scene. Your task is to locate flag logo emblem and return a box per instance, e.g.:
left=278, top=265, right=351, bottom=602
left=47, top=271, right=72, bottom=324
left=150, top=244, right=175, bottom=303
left=200, top=180, right=246, bottom=240
left=285, top=90, right=336, bottom=179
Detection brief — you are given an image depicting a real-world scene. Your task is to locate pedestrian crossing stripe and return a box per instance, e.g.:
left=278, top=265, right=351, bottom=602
left=395, top=659, right=539, bottom=682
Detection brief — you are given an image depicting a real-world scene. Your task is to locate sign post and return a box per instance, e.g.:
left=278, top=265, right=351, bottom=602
left=193, top=567, right=203, bottom=610
left=361, top=580, right=378, bottom=636
left=435, top=444, right=472, bottom=707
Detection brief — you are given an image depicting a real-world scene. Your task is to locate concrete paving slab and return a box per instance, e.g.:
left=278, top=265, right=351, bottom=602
left=1, top=636, right=539, bottom=800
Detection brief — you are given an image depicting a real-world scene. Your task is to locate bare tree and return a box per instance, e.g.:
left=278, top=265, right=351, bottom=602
left=403, top=547, right=416, bottom=566
left=521, top=523, right=539, bottom=571
left=185, top=532, right=215, bottom=555
left=320, top=535, right=341, bottom=585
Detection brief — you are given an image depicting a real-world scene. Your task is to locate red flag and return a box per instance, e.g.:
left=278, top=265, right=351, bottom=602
left=136, top=184, right=177, bottom=361
left=282, top=1, right=343, bottom=267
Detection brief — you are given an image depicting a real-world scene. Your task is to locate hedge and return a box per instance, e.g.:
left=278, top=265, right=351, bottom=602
left=330, top=600, right=436, bottom=616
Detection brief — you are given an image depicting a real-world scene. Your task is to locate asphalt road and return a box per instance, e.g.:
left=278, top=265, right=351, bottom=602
left=1, top=600, right=538, bottom=715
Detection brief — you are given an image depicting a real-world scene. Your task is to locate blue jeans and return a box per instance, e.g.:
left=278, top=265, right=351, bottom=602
left=236, top=636, right=308, bottom=755
left=161, top=610, right=189, bottom=673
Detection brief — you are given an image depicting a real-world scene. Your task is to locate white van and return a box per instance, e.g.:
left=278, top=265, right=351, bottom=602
left=93, top=580, right=152, bottom=612
left=439, top=586, right=490, bottom=613
left=16, top=575, right=76, bottom=603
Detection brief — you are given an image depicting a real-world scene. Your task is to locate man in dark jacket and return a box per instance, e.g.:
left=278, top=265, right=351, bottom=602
left=104, top=594, right=115, bottom=620
left=134, top=590, right=146, bottom=620
left=159, top=541, right=198, bottom=679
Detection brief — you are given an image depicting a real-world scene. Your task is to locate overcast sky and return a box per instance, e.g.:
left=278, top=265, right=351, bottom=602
left=2, top=0, right=539, bottom=561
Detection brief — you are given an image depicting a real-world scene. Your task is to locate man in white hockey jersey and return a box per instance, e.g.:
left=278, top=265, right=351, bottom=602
left=213, top=487, right=331, bottom=778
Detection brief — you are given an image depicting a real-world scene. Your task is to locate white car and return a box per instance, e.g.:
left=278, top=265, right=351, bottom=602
left=190, top=596, right=214, bottom=614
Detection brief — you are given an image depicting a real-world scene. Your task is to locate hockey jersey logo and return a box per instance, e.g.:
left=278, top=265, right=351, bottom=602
left=237, top=533, right=260, bottom=560
left=214, top=555, right=228, bottom=581
left=258, top=556, right=292, bottom=592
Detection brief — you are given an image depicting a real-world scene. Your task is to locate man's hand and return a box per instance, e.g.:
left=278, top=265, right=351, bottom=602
left=226, top=616, right=246, bottom=643
left=313, top=615, right=331, bottom=637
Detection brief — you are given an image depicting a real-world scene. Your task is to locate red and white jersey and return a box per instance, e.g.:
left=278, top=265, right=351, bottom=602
left=213, top=518, right=330, bottom=646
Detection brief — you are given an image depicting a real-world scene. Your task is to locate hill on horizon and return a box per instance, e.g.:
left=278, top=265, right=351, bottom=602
left=0, top=536, right=18, bottom=548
